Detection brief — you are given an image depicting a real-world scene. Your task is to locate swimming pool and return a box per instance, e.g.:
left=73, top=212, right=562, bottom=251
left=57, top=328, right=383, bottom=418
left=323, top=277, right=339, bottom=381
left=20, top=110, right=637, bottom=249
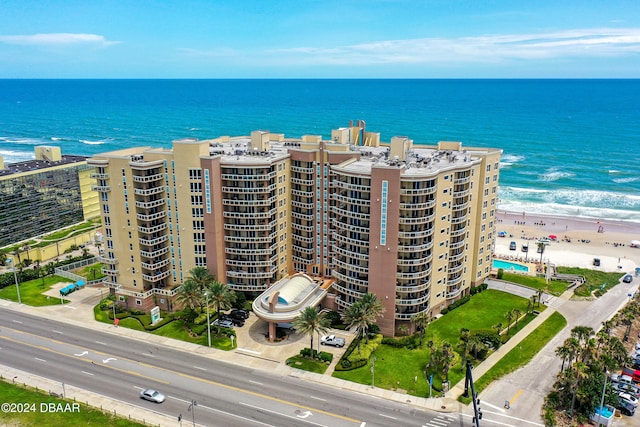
left=493, top=259, right=530, bottom=273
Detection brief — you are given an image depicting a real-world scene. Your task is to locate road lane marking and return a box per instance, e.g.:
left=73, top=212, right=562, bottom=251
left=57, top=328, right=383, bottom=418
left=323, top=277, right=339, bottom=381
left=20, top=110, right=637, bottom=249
left=12, top=320, right=22, bottom=324
left=239, top=402, right=326, bottom=426
left=193, top=366, right=207, bottom=371
left=35, top=357, right=46, bottom=362
left=53, top=330, right=63, bottom=334
left=0, top=327, right=359, bottom=424
left=81, top=371, right=94, bottom=376
left=379, top=413, right=397, bottom=420
left=249, top=380, right=264, bottom=385
left=309, top=396, right=326, bottom=401
left=95, top=341, right=107, bottom=345
left=461, top=411, right=544, bottom=427
left=509, top=389, right=523, bottom=406
left=237, top=348, right=261, bottom=354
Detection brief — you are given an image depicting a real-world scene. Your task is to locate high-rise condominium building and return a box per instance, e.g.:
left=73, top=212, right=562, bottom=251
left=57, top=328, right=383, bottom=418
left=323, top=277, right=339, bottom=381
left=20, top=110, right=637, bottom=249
left=89, top=122, right=501, bottom=336
left=0, top=146, right=99, bottom=248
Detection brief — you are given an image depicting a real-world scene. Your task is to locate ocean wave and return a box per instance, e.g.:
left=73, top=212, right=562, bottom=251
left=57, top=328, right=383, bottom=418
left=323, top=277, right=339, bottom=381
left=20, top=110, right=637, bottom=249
left=608, top=170, right=621, bottom=174
left=501, top=186, right=548, bottom=194
left=80, top=139, right=107, bottom=145
left=497, top=201, right=640, bottom=224
left=0, top=136, right=42, bottom=145
left=0, top=149, right=36, bottom=163
left=500, top=154, right=524, bottom=167
left=538, top=168, right=575, bottom=182
left=613, top=177, right=639, bottom=184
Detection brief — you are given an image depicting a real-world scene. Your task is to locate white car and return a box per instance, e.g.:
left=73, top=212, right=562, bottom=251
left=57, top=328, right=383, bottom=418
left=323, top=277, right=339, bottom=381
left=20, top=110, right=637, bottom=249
left=619, top=391, right=639, bottom=408
left=320, top=335, right=346, bottom=348
left=140, top=389, right=165, bottom=403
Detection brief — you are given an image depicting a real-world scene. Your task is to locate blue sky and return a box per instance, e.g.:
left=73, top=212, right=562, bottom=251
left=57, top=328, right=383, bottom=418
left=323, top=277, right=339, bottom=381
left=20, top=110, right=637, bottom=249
left=1, top=0, right=639, bottom=78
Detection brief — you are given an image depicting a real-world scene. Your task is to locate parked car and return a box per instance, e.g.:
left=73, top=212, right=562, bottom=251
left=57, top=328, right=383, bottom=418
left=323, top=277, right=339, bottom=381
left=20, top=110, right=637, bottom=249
left=619, top=391, right=639, bottom=408
left=623, top=275, right=633, bottom=283
left=212, top=318, right=234, bottom=328
left=593, top=258, right=601, bottom=266
left=618, top=401, right=636, bottom=416
left=611, top=373, right=634, bottom=386
left=140, top=389, right=165, bottom=403
left=230, top=309, right=250, bottom=320
left=509, top=241, right=517, bottom=251
left=276, top=322, right=295, bottom=330
left=320, top=335, right=346, bottom=348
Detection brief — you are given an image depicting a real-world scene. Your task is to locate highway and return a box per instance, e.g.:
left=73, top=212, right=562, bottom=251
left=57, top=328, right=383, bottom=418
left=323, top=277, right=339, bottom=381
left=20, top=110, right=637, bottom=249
left=0, top=308, right=460, bottom=427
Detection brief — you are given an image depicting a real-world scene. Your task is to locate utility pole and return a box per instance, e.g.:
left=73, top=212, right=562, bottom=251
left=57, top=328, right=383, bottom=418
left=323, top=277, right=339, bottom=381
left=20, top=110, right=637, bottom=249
left=462, top=360, right=483, bottom=426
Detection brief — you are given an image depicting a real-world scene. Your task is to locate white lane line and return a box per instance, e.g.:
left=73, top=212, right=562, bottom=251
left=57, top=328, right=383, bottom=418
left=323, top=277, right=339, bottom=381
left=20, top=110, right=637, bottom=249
left=193, top=366, right=207, bottom=371
left=35, top=357, right=46, bottom=362
left=166, top=398, right=274, bottom=427
left=379, top=413, right=397, bottom=420
left=428, top=419, right=449, bottom=425
left=81, top=371, right=94, bottom=376
left=239, top=402, right=327, bottom=426
left=309, top=395, right=327, bottom=401
left=478, top=409, right=545, bottom=426
left=53, top=330, right=63, bottom=334
left=95, top=341, right=107, bottom=345
left=249, top=380, right=264, bottom=385
left=12, top=320, right=22, bottom=324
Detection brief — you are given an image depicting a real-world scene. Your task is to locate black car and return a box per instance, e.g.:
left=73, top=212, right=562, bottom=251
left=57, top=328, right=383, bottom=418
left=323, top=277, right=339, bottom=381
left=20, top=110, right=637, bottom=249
left=230, top=309, right=250, bottom=320
left=623, top=275, right=633, bottom=283
left=618, top=400, right=636, bottom=416
left=220, top=314, right=244, bottom=327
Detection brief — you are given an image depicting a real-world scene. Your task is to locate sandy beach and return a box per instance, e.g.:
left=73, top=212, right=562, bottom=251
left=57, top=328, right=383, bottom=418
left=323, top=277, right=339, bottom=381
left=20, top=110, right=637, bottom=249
left=494, top=210, right=640, bottom=273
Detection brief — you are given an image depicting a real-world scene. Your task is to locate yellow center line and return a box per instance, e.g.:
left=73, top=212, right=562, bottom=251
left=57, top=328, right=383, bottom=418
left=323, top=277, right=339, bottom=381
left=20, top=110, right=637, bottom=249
left=510, top=389, right=523, bottom=405
left=0, top=327, right=361, bottom=423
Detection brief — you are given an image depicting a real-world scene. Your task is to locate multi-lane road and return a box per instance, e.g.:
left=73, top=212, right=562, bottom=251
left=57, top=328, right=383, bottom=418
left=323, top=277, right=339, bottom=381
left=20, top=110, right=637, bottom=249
left=0, top=308, right=460, bottom=427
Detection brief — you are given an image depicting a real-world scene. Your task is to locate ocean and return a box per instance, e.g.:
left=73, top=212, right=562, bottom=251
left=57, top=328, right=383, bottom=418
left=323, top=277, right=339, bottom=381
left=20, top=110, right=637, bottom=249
left=1, top=79, right=639, bottom=223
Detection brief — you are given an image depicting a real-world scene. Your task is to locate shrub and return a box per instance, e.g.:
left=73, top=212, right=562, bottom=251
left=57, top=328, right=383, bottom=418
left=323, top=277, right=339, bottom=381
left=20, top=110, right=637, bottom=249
left=325, top=310, right=342, bottom=326
left=496, top=268, right=504, bottom=280
left=194, top=313, right=208, bottom=325
left=318, top=351, right=333, bottom=363
left=441, top=307, right=449, bottom=315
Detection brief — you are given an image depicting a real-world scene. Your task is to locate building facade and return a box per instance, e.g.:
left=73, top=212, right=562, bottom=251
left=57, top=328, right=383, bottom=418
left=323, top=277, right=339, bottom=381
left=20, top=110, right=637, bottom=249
left=89, top=123, right=501, bottom=335
left=0, top=146, right=99, bottom=248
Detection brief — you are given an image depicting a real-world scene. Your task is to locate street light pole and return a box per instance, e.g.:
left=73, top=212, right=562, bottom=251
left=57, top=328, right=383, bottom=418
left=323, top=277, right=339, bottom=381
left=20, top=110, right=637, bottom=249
left=371, top=356, right=376, bottom=388
left=7, top=259, right=21, bottom=304
left=205, top=292, right=211, bottom=348
left=188, top=400, right=197, bottom=427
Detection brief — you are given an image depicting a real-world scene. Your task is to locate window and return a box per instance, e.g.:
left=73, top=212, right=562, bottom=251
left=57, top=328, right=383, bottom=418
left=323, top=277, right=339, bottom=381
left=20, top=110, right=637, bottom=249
left=189, top=169, right=202, bottom=180
left=189, top=182, right=202, bottom=192
left=136, top=299, right=142, bottom=306
left=191, top=195, right=203, bottom=205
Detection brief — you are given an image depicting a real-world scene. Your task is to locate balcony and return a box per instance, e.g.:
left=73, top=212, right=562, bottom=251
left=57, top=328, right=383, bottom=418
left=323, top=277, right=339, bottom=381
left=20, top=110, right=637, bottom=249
left=92, top=185, right=111, bottom=192
left=399, top=186, right=437, bottom=196
left=224, top=232, right=276, bottom=243
left=140, top=247, right=169, bottom=258
left=396, top=269, right=431, bottom=280
left=222, top=184, right=276, bottom=193
left=331, top=180, right=371, bottom=192
left=97, top=256, right=118, bottom=264
left=220, top=171, right=276, bottom=181
left=333, top=270, right=368, bottom=288
left=101, top=267, right=120, bottom=275
left=138, top=223, right=168, bottom=234
left=223, top=208, right=276, bottom=219
left=141, top=258, right=170, bottom=270
left=450, top=240, right=465, bottom=250
left=223, top=196, right=276, bottom=207
left=450, top=226, right=466, bottom=237
left=226, top=267, right=277, bottom=279
left=452, top=201, right=470, bottom=212
left=334, top=258, right=368, bottom=274
left=137, top=211, right=166, bottom=221
left=398, top=215, right=434, bottom=225
left=332, top=282, right=366, bottom=299
left=333, top=245, right=369, bottom=260
left=454, top=175, right=471, bottom=184
left=399, top=200, right=436, bottom=210
left=332, top=193, right=371, bottom=206
left=142, top=270, right=171, bottom=282
left=330, top=205, right=371, bottom=220
left=396, top=281, right=430, bottom=293
left=397, top=257, right=431, bottom=267
left=90, top=172, right=109, bottom=179
left=394, top=306, right=430, bottom=320
left=446, top=288, right=464, bottom=299
left=226, top=257, right=277, bottom=267
left=139, top=235, right=168, bottom=246
left=225, top=247, right=274, bottom=255
left=291, top=177, right=314, bottom=186
left=224, top=223, right=274, bottom=232
left=398, top=229, right=433, bottom=239
left=134, top=186, right=165, bottom=196
left=398, top=241, right=434, bottom=252
left=135, top=199, right=166, bottom=209
left=451, top=215, right=467, bottom=224
left=132, top=173, right=163, bottom=183
left=395, top=293, right=430, bottom=306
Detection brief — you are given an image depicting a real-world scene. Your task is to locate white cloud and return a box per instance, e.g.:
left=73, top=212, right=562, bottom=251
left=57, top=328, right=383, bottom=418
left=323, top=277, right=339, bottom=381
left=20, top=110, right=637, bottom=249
left=0, top=33, right=120, bottom=47
left=266, top=28, right=640, bottom=65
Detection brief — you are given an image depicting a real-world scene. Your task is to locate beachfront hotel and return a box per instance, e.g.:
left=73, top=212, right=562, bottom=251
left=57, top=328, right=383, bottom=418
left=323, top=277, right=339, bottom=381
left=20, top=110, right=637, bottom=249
left=88, top=122, right=501, bottom=336
left=0, top=146, right=99, bottom=248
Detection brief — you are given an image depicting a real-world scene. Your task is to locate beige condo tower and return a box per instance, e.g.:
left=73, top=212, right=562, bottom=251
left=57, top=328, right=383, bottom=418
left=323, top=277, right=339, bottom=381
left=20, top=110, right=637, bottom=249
left=89, top=121, right=501, bottom=336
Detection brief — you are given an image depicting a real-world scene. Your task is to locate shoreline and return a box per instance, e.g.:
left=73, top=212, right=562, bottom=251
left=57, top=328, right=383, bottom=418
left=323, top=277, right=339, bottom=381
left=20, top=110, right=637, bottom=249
left=495, top=210, right=640, bottom=272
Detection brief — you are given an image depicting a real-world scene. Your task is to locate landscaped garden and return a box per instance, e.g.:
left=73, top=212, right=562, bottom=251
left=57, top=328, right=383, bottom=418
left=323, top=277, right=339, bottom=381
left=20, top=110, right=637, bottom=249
left=500, top=271, right=568, bottom=296
left=556, top=267, right=626, bottom=297
left=333, top=288, right=549, bottom=397
left=0, top=274, right=73, bottom=306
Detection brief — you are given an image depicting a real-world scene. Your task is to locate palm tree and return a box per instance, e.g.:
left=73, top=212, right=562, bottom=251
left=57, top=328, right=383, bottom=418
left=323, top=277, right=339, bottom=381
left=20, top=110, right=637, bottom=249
left=458, top=328, right=471, bottom=368
left=0, top=250, right=7, bottom=266
left=493, top=322, right=503, bottom=336
left=412, top=311, right=430, bottom=346
left=342, top=301, right=368, bottom=355
left=537, top=242, right=546, bottom=263
left=185, top=267, right=214, bottom=297
left=568, top=362, right=589, bottom=419
left=512, top=308, right=522, bottom=330
left=360, top=292, right=385, bottom=343
left=208, top=280, right=236, bottom=335
left=440, top=341, right=455, bottom=384
left=468, top=335, right=487, bottom=360
left=536, top=289, right=544, bottom=307
left=426, top=340, right=436, bottom=370
left=555, top=343, right=572, bottom=372
left=175, top=281, right=201, bottom=314
left=293, top=306, right=330, bottom=357
left=504, top=310, right=515, bottom=335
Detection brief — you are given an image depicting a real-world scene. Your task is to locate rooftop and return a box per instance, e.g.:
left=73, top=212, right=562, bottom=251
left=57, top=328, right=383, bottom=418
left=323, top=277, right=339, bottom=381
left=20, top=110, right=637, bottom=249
left=0, top=155, right=89, bottom=178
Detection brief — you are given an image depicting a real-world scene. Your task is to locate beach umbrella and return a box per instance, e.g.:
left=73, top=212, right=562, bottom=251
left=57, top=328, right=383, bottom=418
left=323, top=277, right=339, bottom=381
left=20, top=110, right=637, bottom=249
left=549, top=235, right=557, bottom=240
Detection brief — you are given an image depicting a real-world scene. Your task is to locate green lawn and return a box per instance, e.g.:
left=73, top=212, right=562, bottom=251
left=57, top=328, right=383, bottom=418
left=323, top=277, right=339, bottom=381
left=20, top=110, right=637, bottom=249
left=556, top=267, right=626, bottom=297
left=465, top=311, right=567, bottom=401
left=0, top=378, right=146, bottom=426
left=286, top=356, right=329, bottom=374
left=73, top=263, right=106, bottom=281
left=0, top=275, right=73, bottom=306
left=334, top=289, right=544, bottom=396
left=501, top=272, right=568, bottom=296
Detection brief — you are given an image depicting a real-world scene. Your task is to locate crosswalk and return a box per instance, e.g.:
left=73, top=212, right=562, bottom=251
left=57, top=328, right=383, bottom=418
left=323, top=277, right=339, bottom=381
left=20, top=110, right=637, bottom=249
left=423, top=414, right=458, bottom=427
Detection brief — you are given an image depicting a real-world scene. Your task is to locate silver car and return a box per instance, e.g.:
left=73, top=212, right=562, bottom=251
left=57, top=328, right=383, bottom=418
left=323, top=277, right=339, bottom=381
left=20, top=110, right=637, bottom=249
left=140, top=389, right=165, bottom=403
